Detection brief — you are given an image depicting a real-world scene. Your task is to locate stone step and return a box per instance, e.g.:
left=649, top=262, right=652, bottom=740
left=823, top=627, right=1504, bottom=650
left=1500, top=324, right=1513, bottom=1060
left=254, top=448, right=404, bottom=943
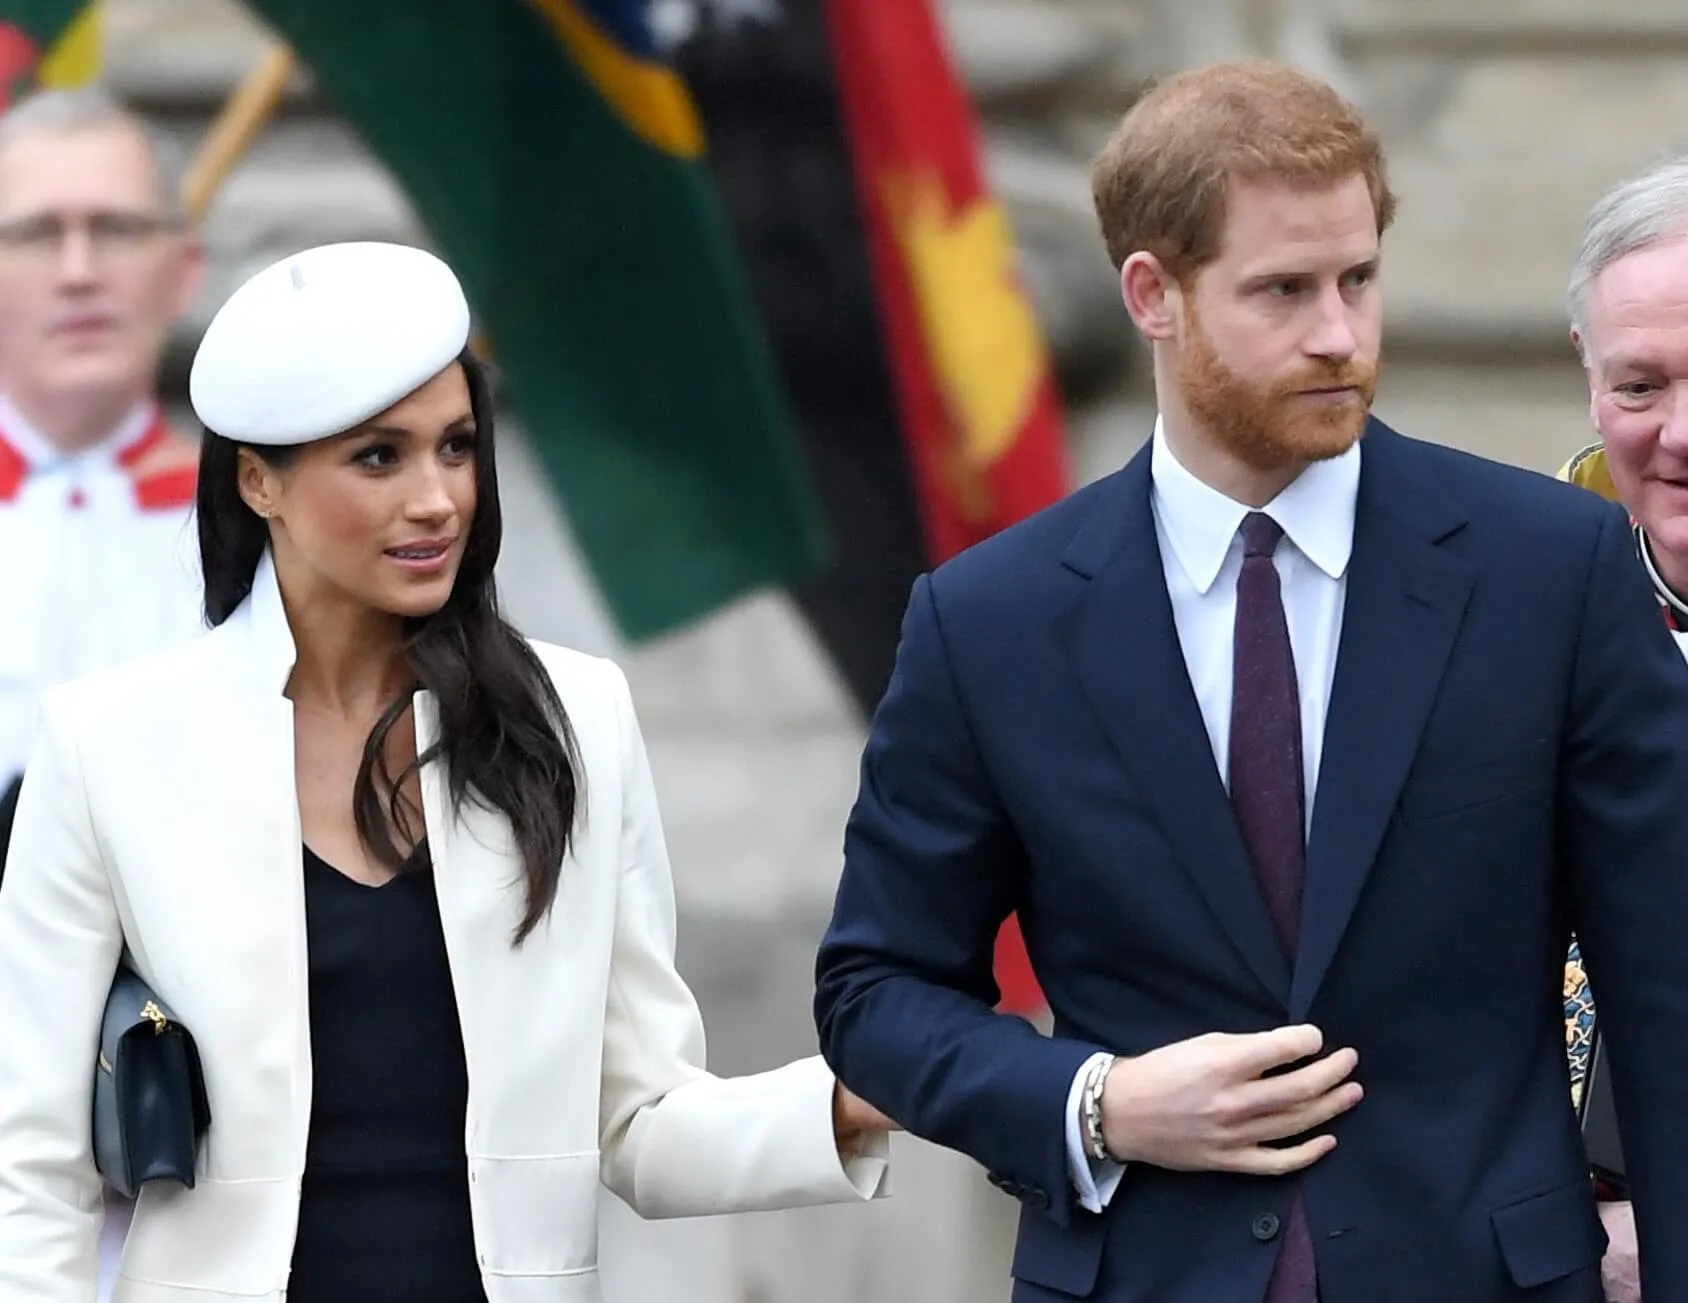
left=1363, top=51, right=1688, bottom=358
left=107, top=0, right=1147, bottom=115
left=1333, top=0, right=1688, bottom=57
left=937, top=0, right=1144, bottom=109
left=102, top=0, right=318, bottom=115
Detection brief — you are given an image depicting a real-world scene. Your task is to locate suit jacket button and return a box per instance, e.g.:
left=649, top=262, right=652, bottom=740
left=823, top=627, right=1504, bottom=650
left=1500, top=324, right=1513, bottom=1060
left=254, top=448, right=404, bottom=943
left=1252, top=1212, right=1281, bottom=1242
left=1028, top=1189, right=1050, bottom=1210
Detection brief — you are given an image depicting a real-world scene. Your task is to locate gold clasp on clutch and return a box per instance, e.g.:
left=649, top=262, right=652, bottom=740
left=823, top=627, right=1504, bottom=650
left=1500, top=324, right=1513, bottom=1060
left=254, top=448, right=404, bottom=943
left=140, top=1001, right=170, bottom=1035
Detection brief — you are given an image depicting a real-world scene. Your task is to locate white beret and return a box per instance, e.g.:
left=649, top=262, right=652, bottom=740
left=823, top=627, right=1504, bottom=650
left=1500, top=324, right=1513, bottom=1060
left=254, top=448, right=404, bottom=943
left=188, top=241, right=472, bottom=446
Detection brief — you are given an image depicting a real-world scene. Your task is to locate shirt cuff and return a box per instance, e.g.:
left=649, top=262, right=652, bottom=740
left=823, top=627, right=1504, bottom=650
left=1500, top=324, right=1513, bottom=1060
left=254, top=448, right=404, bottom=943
left=1065, top=1052, right=1126, bottom=1213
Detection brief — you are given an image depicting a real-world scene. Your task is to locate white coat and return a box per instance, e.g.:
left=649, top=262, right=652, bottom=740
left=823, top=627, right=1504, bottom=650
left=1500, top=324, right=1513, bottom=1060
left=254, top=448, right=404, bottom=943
left=0, top=552, right=887, bottom=1302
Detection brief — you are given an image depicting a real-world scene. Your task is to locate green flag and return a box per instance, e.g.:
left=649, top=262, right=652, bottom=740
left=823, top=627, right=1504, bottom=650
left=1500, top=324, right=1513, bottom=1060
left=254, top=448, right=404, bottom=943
left=241, top=0, right=826, bottom=641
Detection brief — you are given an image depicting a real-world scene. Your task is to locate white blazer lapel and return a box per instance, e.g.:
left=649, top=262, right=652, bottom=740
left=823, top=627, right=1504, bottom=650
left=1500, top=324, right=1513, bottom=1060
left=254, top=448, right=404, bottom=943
left=209, top=548, right=311, bottom=1160
left=118, top=550, right=312, bottom=1178
left=416, top=691, right=499, bottom=1151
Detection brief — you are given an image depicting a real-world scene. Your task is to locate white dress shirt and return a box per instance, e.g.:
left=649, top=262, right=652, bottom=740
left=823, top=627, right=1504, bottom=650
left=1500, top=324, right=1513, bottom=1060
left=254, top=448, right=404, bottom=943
left=1064, top=417, right=1361, bottom=1212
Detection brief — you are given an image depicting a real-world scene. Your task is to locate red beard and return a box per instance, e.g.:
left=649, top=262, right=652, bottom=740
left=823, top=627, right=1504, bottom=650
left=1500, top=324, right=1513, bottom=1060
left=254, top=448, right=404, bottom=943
left=1177, top=305, right=1377, bottom=472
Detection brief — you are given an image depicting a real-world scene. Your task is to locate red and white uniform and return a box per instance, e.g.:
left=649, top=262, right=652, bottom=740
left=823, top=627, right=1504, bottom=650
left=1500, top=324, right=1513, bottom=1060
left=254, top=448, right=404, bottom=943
left=0, top=396, right=204, bottom=782
left=0, top=399, right=203, bottom=1301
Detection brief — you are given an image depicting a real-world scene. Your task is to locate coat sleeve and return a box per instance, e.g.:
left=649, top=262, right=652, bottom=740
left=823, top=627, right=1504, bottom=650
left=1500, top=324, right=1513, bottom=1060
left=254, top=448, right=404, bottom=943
left=812, top=573, right=1102, bottom=1230
left=1561, top=504, right=1688, bottom=1291
left=594, top=662, right=889, bottom=1218
left=0, top=695, right=122, bottom=1301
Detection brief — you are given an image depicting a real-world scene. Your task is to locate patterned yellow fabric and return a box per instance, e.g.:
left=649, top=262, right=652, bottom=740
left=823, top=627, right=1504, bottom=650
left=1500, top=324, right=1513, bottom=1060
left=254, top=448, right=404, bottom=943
left=1555, top=442, right=1614, bottom=1113
left=1565, top=943, right=1597, bottom=1111
left=1557, top=442, right=1619, bottom=501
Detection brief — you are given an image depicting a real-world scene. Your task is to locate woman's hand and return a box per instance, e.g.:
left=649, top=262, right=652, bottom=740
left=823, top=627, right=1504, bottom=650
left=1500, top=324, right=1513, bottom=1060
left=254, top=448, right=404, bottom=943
left=832, top=1081, right=899, bottom=1156
left=1600, top=1200, right=1639, bottom=1303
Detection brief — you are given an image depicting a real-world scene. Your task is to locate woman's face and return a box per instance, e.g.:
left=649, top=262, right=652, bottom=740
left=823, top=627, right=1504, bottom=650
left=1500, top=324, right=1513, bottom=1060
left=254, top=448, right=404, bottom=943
left=240, top=362, right=478, bottom=621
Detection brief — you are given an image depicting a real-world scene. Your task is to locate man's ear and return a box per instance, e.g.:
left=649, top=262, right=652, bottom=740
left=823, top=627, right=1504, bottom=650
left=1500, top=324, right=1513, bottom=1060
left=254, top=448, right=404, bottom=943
left=1121, top=252, right=1180, bottom=343
left=1571, top=329, right=1603, bottom=432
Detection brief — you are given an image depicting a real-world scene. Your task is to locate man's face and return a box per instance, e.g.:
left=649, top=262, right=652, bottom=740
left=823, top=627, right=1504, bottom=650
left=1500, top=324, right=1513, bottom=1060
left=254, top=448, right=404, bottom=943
left=1174, top=174, right=1383, bottom=472
left=1581, top=236, right=1688, bottom=564
left=0, top=123, right=199, bottom=410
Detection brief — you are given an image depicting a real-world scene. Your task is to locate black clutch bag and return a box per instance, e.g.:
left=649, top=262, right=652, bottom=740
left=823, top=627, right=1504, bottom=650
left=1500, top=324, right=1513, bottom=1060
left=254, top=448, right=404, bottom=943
left=1578, top=1024, right=1628, bottom=1197
left=93, top=966, right=211, bottom=1199
left=0, top=771, right=22, bottom=885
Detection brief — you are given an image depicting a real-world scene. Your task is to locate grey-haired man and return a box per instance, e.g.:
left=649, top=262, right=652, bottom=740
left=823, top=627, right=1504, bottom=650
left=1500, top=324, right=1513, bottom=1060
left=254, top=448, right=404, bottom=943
left=1556, top=150, right=1688, bottom=1303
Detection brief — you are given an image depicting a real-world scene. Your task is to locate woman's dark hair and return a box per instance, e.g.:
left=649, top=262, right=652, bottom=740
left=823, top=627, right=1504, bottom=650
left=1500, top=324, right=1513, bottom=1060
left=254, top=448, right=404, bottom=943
left=196, top=350, right=580, bottom=943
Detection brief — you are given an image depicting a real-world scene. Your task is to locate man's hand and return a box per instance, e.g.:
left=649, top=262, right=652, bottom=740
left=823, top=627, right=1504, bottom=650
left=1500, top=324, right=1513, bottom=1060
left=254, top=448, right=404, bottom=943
left=1600, top=1200, right=1639, bottom=1303
left=832, top=1081, right=899, bottom=1157
left=1099, top=1024, right=1362, bottom=1174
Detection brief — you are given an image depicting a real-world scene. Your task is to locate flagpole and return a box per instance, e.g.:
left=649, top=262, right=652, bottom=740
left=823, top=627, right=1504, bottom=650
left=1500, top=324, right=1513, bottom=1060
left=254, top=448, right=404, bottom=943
left=181, top=45, right=298, bottom=224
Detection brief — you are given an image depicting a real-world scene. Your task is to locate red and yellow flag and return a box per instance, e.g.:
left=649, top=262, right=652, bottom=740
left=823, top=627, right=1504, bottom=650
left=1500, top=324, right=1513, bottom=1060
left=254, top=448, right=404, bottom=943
left=0, top=1, right=101, bottom=107
left=824, top=0, right=1070, bottom=1014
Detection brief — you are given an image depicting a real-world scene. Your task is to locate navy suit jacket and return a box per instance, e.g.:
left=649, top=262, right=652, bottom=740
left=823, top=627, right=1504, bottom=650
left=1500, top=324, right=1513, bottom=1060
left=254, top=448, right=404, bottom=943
left=815, top=421, right=1688, bottom=1302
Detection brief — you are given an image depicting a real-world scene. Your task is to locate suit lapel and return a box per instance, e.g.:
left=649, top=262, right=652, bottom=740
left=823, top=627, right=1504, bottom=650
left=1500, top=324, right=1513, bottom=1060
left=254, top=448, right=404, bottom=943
left=1060, top=450, right=1291, bottom=1006
left=1290, top=428, right=1474, bottom=1016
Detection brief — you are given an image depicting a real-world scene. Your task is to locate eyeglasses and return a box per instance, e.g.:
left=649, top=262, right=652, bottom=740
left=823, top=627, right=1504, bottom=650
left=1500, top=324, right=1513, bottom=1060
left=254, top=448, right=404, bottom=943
left=0, top=210, right=181, bottom=262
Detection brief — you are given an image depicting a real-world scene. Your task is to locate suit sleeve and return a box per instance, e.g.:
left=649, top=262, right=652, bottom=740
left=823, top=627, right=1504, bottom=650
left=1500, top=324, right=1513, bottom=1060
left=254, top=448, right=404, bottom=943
left=815, top=573, right=1103, bottom=1228
left=0, top=697, right=121, bottom=1301
left=594, top=662, right=889, bottom=1218
left=1560, top=504, right=1688, bottom=1289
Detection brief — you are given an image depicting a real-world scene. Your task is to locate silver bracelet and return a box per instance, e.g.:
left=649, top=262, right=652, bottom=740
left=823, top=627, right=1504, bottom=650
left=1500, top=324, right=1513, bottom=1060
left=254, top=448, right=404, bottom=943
left=1082, top=1055, right=1116, bottom=1163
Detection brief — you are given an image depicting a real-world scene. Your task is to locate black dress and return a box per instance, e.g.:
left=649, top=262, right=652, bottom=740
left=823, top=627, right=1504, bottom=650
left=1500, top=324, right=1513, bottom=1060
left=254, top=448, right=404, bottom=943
left=286, top=844, right=488, bottom=1303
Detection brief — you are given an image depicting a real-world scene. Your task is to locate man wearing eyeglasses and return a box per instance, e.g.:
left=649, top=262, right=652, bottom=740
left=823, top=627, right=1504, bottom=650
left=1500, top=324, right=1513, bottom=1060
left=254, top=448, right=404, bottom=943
left=0, top=85, right=204, bottom=855
left=0, top=85, right=204, bottom=1301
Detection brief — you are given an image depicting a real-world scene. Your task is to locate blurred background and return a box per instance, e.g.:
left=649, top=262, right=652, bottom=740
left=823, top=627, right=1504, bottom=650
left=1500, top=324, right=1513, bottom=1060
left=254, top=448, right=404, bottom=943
left=20, top=0, right=1688, bottom=1297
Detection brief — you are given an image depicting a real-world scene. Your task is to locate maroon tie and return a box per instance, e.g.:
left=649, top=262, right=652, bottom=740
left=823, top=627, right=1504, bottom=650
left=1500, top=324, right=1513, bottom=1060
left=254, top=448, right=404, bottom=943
left=1229, top=512, right=1316, bottom=1303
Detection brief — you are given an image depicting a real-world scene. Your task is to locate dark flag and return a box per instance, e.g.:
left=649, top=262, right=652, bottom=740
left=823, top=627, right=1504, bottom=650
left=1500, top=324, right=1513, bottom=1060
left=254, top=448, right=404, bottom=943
left=672, top=0, right=1071, bottom=1013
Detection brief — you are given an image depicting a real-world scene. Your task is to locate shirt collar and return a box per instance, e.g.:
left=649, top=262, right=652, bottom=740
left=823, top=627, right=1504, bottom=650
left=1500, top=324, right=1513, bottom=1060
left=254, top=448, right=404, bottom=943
left=0, top=392, right=157, bottom=471
left=1636, top=523, right=1688, bottom=632
left=1149, top=414, right=1360, bottom=594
